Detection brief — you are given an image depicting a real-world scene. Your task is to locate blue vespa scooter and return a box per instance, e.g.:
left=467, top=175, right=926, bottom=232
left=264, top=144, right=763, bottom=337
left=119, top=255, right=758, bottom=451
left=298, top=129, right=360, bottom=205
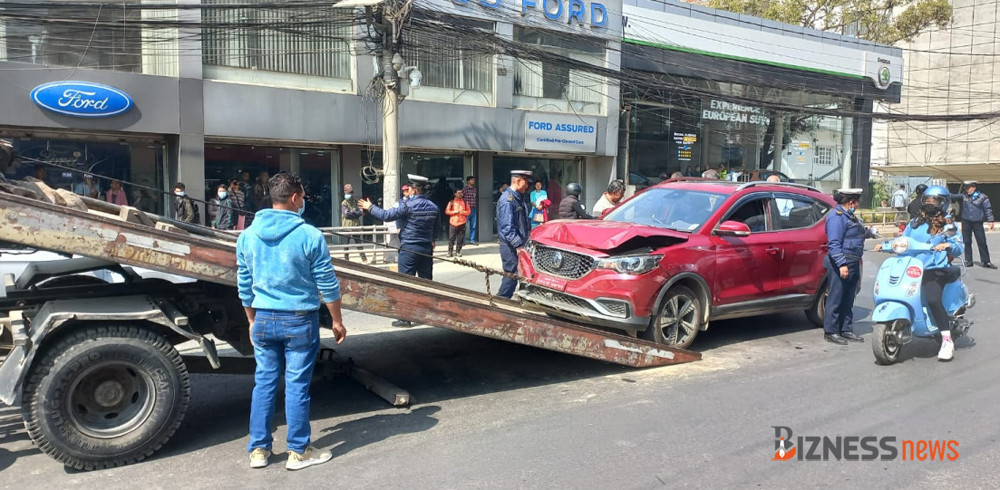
left=871, top=233, right=975, bottom=365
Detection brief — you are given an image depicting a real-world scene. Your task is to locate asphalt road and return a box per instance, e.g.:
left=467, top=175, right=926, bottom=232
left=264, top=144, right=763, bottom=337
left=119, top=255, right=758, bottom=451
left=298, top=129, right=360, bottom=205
left=2, top=235, right=1000, bottom=488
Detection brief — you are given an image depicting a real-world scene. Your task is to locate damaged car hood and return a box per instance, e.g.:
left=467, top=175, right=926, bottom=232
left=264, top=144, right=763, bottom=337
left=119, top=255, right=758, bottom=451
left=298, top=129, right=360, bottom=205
left=531, top=219, right=689, bottom=253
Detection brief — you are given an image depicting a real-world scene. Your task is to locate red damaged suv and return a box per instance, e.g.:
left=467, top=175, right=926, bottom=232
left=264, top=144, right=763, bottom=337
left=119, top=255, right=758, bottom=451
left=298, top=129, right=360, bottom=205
left=517, top=179, right=836, bottom=348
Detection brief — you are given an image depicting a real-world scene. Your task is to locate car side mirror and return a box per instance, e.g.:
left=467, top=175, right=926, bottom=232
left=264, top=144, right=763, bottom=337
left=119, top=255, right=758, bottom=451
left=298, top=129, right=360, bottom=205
left=714, top=220, right=751, bottom=237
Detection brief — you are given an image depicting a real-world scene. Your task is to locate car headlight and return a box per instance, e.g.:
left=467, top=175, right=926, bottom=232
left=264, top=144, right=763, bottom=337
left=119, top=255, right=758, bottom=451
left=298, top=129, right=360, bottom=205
left=595, top=254, right=663, bottom=275
left=891, top=237, right=909, bottom=254
left=524, top=240, right=536, bottom=256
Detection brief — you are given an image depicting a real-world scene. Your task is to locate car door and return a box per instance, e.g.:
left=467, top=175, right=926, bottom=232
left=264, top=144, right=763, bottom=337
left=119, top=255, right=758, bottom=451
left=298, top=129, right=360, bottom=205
left=710, top=193, right=783, bottom=305
left=771, top=193, right=831, bottom=294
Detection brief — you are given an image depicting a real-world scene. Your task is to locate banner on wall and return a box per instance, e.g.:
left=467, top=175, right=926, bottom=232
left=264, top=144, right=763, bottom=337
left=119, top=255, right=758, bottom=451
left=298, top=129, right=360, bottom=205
left=524, top=113, right=598, bottom=153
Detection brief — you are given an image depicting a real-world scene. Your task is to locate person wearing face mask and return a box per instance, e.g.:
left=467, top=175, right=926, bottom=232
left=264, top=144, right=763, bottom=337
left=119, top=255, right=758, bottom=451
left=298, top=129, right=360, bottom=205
left=173, top=182, right=198, bottom=224
left=339, top=184, right=367, bottom=263
left=237, top=172, right=346, bottom=470
left=211, top=183, right=236, bottom=230
left=823, top=188, right=877, bottom=345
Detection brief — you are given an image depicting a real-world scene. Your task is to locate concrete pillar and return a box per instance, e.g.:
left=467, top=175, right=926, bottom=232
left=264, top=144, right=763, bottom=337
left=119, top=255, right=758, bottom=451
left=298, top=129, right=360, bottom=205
left=341, top=145, right=364, bottom=195
left=477, top=151, right=494, bottom=241
left=585, top=156, right=615, bottom=212
left=495, top=23, right=514, bottom=110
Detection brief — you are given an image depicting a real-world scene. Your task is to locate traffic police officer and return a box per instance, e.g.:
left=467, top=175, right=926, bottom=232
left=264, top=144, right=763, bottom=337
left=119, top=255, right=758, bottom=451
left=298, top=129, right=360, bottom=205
left=496, top=170, right=532, bottom=299
left=359, top=174, right=440, bottom=326
left=955, top=181, right=996, bottom=269
left=823, top=188, right=873, bottom=345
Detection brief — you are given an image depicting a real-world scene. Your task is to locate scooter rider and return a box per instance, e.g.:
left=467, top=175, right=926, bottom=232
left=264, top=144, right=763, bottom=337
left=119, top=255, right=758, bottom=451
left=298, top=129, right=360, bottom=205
left=877, top=203, right=964, bottom=361
left=824, top=188, right=876, bottom=345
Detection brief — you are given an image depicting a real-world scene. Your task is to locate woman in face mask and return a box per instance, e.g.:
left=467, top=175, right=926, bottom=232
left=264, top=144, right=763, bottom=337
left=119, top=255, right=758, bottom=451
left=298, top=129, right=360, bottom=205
left=211, top=183, right=236, bottom=230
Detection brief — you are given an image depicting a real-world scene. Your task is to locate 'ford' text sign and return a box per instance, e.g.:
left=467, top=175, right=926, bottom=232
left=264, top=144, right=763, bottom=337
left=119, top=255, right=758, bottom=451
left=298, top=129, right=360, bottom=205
left=30, top=81, right=134, bottom=118
left=524, top=113, right=598, bottom=153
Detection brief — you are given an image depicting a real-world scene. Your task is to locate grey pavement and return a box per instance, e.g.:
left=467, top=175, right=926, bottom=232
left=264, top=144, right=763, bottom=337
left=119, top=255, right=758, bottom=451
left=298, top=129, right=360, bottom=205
left=3, top=236, right=1000, bottom=488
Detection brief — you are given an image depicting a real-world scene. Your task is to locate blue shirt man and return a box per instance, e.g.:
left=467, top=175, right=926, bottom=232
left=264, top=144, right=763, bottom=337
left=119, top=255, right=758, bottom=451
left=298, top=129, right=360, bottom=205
left=359, top=175, right=440, bottom=327
left=496, top=170, right=532, bottom=298
left=823, top=188, right=873, bottom=345
left=237, top=172, right=346, bottom=470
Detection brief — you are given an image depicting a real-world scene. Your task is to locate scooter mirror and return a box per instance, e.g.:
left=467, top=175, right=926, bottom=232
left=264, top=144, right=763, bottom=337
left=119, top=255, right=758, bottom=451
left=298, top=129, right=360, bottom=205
left=944, top=223, right=958, bottom=237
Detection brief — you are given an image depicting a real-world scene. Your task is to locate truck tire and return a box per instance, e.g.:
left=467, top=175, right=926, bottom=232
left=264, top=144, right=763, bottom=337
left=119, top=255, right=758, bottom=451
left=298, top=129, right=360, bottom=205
left=21, top=324, right=190, bottom=470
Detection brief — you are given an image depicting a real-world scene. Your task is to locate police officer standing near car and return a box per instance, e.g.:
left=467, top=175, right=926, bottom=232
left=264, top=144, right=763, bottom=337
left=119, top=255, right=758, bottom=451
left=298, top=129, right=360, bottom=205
left=823, top=188, right=873, bottom=345
left=496, top=170, right=532, bottom=299
left=359, top=174, right=440, bottom=326
left=955, top=181, right=996, bottom=269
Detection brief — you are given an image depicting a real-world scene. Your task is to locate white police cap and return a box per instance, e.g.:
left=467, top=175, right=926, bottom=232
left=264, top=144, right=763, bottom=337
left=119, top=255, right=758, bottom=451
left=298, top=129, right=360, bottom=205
left=407, top=174, right=429, bottom=185
left=510, top=170, right=533, bottom=181
left=836, top=188, right=864, bottom=197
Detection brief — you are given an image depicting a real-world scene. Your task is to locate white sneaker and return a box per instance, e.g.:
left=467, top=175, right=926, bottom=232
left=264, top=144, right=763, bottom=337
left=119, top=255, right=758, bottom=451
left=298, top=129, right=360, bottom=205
left=286, top=446, right=332, bottom=470
left=938, top=339, right=954, bottom=361
left=249, top=448, right=271, bottom=469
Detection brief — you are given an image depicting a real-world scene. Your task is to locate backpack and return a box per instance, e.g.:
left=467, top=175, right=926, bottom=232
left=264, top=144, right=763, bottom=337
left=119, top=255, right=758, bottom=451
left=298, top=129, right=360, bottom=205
left=189, top=197, right=201, bottom=224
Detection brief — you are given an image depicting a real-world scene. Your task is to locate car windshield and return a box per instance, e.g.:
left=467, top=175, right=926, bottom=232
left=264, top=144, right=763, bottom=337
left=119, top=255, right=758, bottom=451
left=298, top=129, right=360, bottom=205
left=603, top=187, right=727, bottom=232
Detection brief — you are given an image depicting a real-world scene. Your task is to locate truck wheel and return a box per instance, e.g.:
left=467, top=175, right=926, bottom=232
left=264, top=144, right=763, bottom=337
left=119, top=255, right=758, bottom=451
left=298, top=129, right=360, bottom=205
left=805, top=281, right=828, bottom=327
left=872, top=322, right=902, bottom=365
left=21, top=324, right=190, bottom=470
left=642, top=285, right=701, bottom=349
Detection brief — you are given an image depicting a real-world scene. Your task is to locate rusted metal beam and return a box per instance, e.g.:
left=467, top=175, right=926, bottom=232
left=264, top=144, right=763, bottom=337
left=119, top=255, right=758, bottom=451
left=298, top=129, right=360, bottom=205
left=0, top=191, right=700, bottom=368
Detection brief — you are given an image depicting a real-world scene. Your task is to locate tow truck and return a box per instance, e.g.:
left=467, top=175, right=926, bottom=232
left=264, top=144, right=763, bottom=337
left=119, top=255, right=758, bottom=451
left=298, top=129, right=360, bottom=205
left=0, top=169, right=699, bottom=470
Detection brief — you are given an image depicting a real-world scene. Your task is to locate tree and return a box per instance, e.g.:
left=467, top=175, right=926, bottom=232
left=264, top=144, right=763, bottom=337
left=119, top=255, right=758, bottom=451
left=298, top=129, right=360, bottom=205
left=705, top=0, right=952, bottom=44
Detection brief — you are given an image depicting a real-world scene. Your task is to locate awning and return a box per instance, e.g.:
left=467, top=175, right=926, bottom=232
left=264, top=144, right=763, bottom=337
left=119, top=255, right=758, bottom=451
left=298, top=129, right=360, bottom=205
left=872, top=164, right=1000, bottom=184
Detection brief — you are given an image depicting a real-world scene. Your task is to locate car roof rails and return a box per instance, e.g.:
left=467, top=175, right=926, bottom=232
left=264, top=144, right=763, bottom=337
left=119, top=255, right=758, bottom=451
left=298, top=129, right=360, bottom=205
left=737, top=181, right=822, bottom=193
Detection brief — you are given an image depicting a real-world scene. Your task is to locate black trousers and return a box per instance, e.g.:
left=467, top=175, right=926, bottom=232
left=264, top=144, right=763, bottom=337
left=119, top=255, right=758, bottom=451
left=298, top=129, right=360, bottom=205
left=961, top=220, right=991, bottom=264
left=923, top=266, right=961, bottom=332
left=448, top=224, right=466, bottom=254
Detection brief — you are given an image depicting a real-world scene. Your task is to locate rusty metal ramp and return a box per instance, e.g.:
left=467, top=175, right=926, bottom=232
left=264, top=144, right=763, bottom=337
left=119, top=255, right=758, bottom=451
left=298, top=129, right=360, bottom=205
left=0, top=182, right=700, bottom=368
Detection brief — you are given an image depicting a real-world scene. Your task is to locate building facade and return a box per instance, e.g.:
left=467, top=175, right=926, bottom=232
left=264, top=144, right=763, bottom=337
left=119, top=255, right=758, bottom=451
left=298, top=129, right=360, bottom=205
left=0, top=0, right=899, bottom=238
left=883, top=0, right=1000, bottom=186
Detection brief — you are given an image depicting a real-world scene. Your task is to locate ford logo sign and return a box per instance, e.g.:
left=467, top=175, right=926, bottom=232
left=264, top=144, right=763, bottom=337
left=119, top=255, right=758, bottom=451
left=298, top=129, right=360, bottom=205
left=30, top=81, right=134, bottom=118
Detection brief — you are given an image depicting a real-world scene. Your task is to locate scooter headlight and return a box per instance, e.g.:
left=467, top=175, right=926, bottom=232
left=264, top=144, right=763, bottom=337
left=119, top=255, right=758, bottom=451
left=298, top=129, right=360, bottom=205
left=891, top=237, right=910, bottom=254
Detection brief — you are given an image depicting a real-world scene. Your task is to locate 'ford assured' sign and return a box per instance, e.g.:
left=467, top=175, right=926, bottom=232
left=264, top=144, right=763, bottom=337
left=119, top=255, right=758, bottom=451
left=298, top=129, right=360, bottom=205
left=30, top=81, right=134, bottom=118
left=524, top=113, right=598, bottom=153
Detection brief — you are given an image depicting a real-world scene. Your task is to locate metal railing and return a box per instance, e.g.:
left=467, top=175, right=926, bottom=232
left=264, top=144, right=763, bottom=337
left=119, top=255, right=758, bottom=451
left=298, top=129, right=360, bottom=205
left=321, top=226, right=396, bottom=265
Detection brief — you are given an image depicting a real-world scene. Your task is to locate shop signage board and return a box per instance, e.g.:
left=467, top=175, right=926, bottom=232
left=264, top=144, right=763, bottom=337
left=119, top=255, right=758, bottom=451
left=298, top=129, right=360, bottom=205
left=30, top=81, right=134, bottom=118
left=524, top=113, right=598, bottom=153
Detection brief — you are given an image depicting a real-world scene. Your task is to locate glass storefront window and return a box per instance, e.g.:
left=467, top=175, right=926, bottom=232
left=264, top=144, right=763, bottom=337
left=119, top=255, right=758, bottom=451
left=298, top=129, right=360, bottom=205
left=1, top=136, right=166, bottom=214
left=492, top=156, right=581, bottom=210
left=512, top=27, right=605, bottom=115
left=627, top=76, right=852, bottom=186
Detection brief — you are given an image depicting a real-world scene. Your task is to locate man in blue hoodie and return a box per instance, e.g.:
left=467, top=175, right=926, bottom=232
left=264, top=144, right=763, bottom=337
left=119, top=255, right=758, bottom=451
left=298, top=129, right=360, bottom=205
left=236, top=172, right=347, bottom=471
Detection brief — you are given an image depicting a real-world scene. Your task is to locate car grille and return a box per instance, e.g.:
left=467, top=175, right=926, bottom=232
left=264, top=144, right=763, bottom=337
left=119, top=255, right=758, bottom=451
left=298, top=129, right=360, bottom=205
left=596, top=299, right=629, bottom=318
left=532, top=246, right=594, bottom=279
left=521, top=285, right=598, bottom=314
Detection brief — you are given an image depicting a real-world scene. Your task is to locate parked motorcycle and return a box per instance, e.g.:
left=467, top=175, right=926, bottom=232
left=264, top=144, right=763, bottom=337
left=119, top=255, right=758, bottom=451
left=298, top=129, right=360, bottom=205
left=870, top=234, right=975, bottom=365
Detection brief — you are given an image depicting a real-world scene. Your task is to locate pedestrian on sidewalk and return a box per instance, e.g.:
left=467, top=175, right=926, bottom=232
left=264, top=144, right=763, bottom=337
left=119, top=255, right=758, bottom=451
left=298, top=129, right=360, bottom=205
left=173, top=182, right=198, bottom=224
left=237, top=172, right=347, bottom=471
left=359, top=174, right=439, bottom=327
left=956, top=181, right=996, bottom=268
left=496, top=170, right=531, bottom=299
left=446, top=188, right=471, bottom=257
left=891, top=185, right=908, bottom=211
left=462, top=176, right=478, bottom=245
left=340, top=184, right=368, bottom=263
left=210, top=184, right=236, bottom=230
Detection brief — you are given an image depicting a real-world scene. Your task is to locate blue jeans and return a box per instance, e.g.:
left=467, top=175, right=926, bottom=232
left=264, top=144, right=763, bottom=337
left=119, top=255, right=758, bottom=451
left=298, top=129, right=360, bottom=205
left=467, top=208, right=478, bottom=243
left=248, top=310, right=320, bottom=454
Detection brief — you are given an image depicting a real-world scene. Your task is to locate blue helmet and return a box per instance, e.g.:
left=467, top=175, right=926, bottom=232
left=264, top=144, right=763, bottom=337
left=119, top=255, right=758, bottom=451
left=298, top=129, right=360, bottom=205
left=921, top=185, right=951, bottom=211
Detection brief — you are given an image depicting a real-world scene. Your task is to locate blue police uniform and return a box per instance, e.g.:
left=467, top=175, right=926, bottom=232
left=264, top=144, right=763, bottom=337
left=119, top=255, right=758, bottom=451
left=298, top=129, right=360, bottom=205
left=496, top=186, right=530, bottom=298
left=823, top=203, right=870, bottom=338
left=954, top=184, right=995, bottom=267
left=367, top=194, right=439, bottom=279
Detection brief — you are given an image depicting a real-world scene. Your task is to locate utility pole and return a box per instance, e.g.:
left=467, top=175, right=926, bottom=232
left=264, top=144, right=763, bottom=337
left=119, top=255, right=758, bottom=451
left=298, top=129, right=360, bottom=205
left=380, top=2, right=400, bottom=209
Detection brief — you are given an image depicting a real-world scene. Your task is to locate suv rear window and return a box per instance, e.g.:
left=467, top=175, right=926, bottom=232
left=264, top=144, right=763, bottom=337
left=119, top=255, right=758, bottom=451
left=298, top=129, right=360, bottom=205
left=774, top=194, right=830, bottom=230
left=605, top=187, right=727, bottom=232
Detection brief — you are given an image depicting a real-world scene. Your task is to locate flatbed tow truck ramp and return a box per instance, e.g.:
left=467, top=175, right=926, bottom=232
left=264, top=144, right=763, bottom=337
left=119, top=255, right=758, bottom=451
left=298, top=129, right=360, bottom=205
left=0, top=177, right=699, bottom=469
